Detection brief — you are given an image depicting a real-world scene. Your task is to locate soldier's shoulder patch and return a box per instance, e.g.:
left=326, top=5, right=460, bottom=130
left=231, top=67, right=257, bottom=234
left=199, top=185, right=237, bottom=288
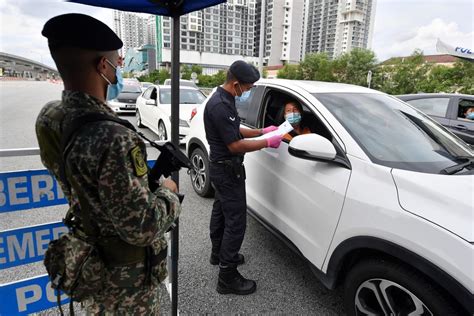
left=130, top=146, right=148, bottom=177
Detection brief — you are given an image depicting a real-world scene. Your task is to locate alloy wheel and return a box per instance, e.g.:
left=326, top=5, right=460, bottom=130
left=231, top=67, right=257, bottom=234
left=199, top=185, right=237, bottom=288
left=157, top=122, right=167, bottom=140
left=190, top=153, right=207, bottom=192
left=354, top=279, right=433, bottom=316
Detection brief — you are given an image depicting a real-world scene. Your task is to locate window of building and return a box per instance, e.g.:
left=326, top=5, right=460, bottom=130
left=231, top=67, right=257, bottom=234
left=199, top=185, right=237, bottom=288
left=164, top=42, right=170, bottom=48
left=181, top=44, right=187, bottom=49
left=190, top=45, right=196, bottom=50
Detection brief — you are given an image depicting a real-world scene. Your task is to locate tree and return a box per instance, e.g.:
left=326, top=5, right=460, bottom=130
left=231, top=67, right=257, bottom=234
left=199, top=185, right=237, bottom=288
left=373, top=50, right=433, bottom=94
left=277, top=64, right=302, bottom=79
left=138, top=68, right=170, bottom=84
left=333, top=48, right=377, bottom=86
left=299, top=53, right=334, bottom=81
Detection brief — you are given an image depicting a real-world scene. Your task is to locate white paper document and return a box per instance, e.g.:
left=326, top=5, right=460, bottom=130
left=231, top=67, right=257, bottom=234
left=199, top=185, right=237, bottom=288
left=256, top=120, right=294, bottom=140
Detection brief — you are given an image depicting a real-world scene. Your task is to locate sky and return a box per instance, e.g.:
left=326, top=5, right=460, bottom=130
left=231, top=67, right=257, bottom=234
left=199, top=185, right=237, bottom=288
left=0, top=0, right=472, bottom=68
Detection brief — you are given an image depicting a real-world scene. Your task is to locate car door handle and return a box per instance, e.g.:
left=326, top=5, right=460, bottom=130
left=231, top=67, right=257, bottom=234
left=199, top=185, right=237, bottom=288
left=454, top=124, right=467, bottom=131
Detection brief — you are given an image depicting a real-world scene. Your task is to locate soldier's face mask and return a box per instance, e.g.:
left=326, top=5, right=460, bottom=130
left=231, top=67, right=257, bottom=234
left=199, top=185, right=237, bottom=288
left=100, top=59, right=123, bottom=101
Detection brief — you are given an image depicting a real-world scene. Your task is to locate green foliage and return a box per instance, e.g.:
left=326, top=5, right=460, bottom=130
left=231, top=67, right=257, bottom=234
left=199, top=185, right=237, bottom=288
left=180, top=64, right=203, bottom=80
left=300, top=53, right=334, bottom=81
left=277, top=64, right=302, bottom=79
left=333, top=48, right=377, bottom=86
left=138, top=68, right=170, bottom=84
left=197, top=70, right=226, bottom=88
left=276, top=48, right=473, bottom=95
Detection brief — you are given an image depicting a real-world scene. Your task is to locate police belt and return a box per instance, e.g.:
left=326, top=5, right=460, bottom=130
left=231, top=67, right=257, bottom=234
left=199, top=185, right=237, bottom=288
left=97, top=236, right=167, bottom=268
left=212, top=156, right=244, bottom=165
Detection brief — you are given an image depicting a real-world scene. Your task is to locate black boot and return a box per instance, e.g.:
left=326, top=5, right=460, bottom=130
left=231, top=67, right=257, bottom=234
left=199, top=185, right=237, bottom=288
left=210, top=253, right=245, bottom=266
left=216, top=267, right=256, bottom=295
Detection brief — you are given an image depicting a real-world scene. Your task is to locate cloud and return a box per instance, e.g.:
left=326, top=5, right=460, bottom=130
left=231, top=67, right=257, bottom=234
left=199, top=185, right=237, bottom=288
left=0, top=0, right=114, bottom=67
left=375, top=18, right=473, bottom=60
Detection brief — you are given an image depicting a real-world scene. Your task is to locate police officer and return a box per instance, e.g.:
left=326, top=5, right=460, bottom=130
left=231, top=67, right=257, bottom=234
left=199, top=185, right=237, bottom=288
left=204, top=61, right=283, bottom=295
left=36, top=14, right=181, bottom=314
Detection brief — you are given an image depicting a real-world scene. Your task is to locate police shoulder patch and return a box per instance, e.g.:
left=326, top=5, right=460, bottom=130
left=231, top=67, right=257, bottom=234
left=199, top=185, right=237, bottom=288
left=130, top=146, right=148, bottom=177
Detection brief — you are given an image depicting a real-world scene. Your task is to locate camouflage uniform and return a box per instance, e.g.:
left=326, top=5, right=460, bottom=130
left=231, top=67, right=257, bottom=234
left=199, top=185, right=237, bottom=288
left=36, top=90, right=181, bottom=314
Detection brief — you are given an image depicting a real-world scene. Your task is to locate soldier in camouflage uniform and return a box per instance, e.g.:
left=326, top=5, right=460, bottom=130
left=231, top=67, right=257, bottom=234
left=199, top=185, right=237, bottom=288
left=36, top=14, right=181, bottom=314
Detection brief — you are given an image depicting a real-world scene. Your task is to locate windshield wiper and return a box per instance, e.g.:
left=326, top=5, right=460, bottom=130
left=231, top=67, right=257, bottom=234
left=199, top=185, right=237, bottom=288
left=441, top=158, right=474, bottom=175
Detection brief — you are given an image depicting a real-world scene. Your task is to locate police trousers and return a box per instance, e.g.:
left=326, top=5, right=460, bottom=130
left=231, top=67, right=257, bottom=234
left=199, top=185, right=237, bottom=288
left=209, top=160, right=247, bottom=267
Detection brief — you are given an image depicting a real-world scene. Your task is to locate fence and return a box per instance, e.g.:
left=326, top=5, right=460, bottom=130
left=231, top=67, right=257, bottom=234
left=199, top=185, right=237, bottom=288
left=0, top=145, right=169, bottom=315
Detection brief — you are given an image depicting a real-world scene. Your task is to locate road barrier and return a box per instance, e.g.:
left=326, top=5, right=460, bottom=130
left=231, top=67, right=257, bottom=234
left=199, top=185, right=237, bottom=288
left=0, top=145, right=166, bottom=315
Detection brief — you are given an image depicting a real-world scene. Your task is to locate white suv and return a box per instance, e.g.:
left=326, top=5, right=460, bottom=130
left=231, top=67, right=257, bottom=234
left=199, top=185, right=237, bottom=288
left=185, top=79, right=474, bottom=315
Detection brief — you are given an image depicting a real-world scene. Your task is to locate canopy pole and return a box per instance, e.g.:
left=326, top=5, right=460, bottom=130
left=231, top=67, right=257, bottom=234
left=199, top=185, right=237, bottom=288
left=170, top=12, right=180, bottom=316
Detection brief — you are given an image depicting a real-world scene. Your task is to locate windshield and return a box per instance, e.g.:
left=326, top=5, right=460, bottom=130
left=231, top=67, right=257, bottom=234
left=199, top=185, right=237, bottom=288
left=159, top=88, right=206, bottom=104
left=314, top=93, right=473, bottom=173
left=121, top=84, right=142, bottom=93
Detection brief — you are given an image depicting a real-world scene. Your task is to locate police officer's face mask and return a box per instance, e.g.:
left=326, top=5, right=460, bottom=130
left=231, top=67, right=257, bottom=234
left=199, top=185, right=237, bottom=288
left=234, top=82, right=251, bottom=102
left=100, top=59, right=124, bottom=101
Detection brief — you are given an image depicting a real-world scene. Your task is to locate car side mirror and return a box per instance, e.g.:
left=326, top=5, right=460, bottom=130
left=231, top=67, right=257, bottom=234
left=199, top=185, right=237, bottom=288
left=146, top=99, right=156, bottom=106
left=288, top=134, right=337, bottom=162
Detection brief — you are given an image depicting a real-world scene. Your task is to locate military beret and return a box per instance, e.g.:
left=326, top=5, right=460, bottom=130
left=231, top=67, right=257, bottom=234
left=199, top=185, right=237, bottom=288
left=42, top=13, right=122, bottom=51
left=229, top=60, right=260, bottom=84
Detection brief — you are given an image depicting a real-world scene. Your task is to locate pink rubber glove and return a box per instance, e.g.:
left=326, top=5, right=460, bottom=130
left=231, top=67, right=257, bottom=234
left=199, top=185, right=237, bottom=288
left=262, top=125, right=278, bottom=134
left=266, top=134, right=283, bottom=148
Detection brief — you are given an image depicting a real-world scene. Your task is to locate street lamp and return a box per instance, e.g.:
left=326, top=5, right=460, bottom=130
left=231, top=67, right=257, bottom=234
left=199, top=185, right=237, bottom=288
left=367, top=70, right=372, bottom=89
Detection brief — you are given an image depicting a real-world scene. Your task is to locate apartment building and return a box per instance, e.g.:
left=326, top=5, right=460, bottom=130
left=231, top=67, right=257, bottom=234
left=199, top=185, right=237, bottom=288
left=113, top=11, right=150, bottom=57
left=304, top=0, right=376, bottom=59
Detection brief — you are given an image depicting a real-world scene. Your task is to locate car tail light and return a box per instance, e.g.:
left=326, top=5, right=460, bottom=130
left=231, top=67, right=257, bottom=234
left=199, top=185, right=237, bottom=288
left=190, top=107, right=197, bottom=121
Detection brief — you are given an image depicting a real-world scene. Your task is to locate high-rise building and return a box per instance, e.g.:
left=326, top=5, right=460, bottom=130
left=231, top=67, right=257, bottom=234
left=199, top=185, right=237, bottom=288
left=304, top=0, right=376, bottom=59
left=156, top=0, right=260, bottom=74
left=255, top=0, right=305, bottom=66
left=113, top=11, right=150, bottom=57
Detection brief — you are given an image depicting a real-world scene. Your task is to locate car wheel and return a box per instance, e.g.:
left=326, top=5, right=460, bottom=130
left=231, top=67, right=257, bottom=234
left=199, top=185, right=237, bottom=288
left=344, top=258, right=460, bottom=316
left=136, top=110, right=144, bottom=127
left=157, top=121, right=167, bottom=141
left=189, top=147, right=214, bottom=197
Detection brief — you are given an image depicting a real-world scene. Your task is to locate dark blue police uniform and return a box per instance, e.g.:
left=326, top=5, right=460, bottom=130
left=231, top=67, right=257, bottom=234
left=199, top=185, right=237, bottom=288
left=204, top=86, right=247, bottom=267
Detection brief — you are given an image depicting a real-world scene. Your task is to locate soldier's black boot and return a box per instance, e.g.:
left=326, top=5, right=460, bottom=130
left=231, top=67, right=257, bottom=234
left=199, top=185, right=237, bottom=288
left=216, top=266, right=256, bottom=295
left=210, top=253, right=245, bottom=266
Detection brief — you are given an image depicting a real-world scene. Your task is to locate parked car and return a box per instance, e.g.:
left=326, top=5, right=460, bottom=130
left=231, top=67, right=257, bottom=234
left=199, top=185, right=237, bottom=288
left=107, top=82, right=142, bottom=114
left=163, top=78, right=198, bottom=89
left=397, top=93, right=474, bottom=144
left=135, top=85, right=206, bottom=142
left=185, top=79, right=474, bottom=315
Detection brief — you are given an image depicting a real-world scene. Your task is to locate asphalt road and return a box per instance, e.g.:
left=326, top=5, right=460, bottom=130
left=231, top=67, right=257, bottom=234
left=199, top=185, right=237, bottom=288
left=0, top=81, right=344, bottom=315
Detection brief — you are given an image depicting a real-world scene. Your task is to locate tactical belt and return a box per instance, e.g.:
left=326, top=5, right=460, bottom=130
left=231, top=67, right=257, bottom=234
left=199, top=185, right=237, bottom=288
left=97, top=236, right=167, bottom=267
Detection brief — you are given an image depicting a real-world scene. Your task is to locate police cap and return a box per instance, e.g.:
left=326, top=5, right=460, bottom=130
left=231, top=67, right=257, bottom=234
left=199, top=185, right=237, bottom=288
left=229, top=60, right=260, bottom=84
left=42, top=13, right=122, bottom=51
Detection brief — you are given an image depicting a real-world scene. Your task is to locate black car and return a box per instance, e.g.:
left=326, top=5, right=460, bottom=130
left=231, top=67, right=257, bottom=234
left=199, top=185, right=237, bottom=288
left=397, top=93, right=474, bottom=144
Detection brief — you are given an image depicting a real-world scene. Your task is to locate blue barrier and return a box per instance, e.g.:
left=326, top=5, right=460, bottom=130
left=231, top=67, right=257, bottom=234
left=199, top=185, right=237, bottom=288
left=0, top=222, right=68, bottom=269
left=0, top=169, right=66, bottom=213
left=0, top=274, right=69, bottom=315
left=0, top=159, right=159, bottom=315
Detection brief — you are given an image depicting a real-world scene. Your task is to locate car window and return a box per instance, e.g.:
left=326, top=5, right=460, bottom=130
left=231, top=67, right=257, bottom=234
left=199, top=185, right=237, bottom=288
left=142, top=87, right=153, bottom=99
left=457, top=99, right=474, bottom=120
left=261, top=89, right=332, bottom=142
left=315, top=93, right=473, bottom=174
left=405, top=98, right=450, bottom=117
left=159, top=88, right=206, bottom=104
left=122, top=84, right=142, bottom=93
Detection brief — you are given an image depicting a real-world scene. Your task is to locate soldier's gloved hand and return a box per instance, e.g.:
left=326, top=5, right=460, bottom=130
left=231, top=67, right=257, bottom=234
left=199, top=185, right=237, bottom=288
left=266, top=134, right=283, bottom=148
left=262, top=125, right=278, bottom=134
left=162, top=178, right=178, bottom=193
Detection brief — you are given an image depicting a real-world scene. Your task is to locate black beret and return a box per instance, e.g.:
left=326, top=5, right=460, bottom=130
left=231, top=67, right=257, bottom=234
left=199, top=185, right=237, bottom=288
left=229, top=60, right=260, bottom=84
left=42, top=13, right=122, bottom=51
